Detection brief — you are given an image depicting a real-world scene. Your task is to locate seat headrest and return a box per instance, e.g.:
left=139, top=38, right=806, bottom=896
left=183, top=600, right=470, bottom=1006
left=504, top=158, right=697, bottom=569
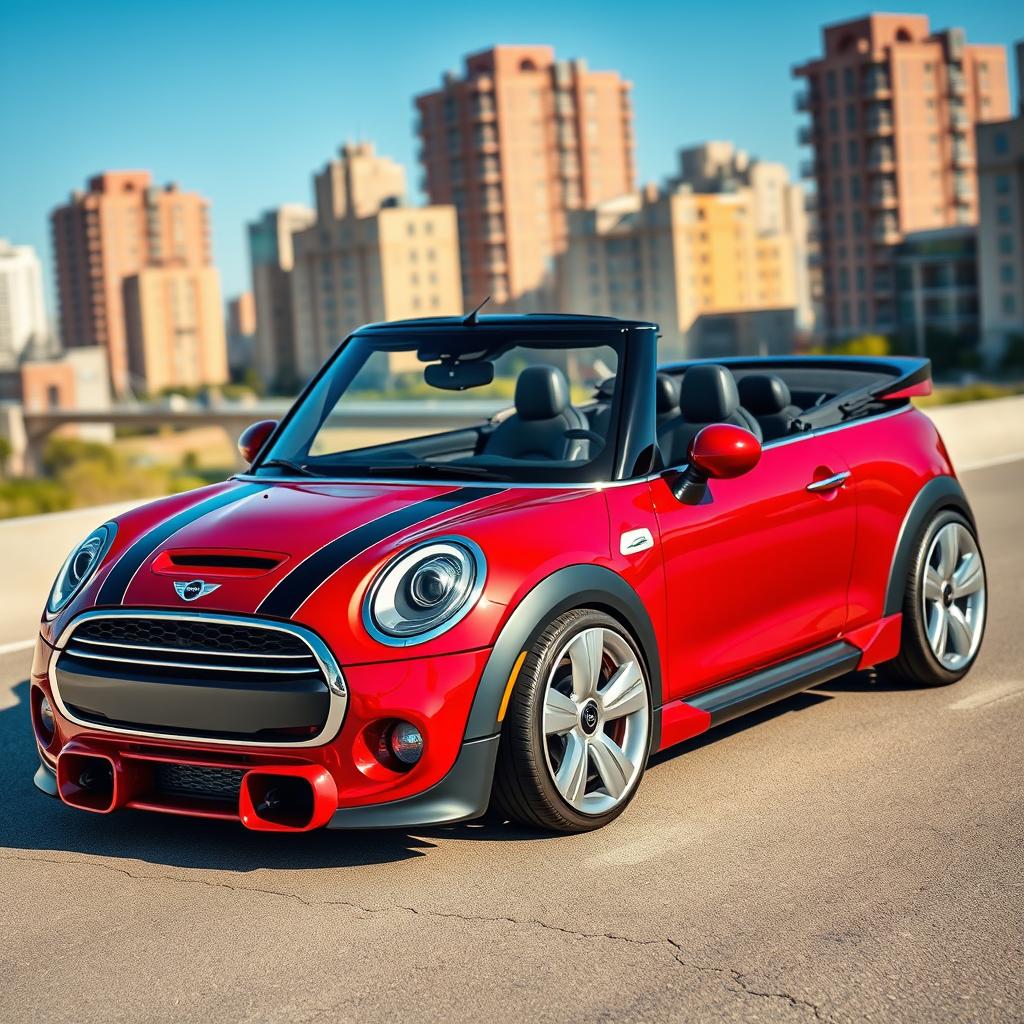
left=515, top=364, right=571, bottom=421
left=738, top=374, right=793, bottom=414
left=680, top=364, right=739, bottom=422
left=655, top=373, right=678, bottom=415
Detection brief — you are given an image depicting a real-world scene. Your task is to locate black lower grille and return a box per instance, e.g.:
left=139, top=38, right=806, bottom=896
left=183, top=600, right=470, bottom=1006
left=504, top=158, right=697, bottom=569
left=153, top=763, right=246, bottom=802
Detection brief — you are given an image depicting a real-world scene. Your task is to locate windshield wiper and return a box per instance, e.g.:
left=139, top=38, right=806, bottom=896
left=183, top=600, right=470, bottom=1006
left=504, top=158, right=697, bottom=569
left=361, top=461, right=508, bottom=480
left=257, top=458, right=324, bottom=478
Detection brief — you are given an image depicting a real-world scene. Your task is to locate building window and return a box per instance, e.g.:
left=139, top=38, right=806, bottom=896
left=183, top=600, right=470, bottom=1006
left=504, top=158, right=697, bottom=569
left=828, top=107, right=839, bottom=132
left=997, top=204, right=1012, bottom=225
left=831, top=141, right=842, bottom=167
left=826, top=70, right=838, bottom=99
left=994, top=132, right=1009, bottom=155
left=999, top=233, right=1013, bottom=255
left=1003, top=294, right=1017, bottom=316
left=847, top=139, right=860, bottom=165
left=996, top=174, right=1011, bottom=195
left=843, top=67, right=855, bottom=96
left=845, top=104, right=858, bottom=130
left=1001, top=264, right=1014, bottom=284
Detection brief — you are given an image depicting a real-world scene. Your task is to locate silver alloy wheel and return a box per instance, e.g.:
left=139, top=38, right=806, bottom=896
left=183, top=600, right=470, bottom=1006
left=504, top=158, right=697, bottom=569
left=922, top=522, right=986, bottom=670
left=541, top=626, right=650, bottom=815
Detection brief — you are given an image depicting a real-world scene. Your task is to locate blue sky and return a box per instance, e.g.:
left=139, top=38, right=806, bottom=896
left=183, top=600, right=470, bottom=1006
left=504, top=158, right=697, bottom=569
left=2, top=0, right=1019, bottom=311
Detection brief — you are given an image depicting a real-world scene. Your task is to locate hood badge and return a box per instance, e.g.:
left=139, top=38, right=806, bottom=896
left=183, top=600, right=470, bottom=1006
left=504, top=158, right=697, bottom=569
left=174, top=579, right=221, bottom=602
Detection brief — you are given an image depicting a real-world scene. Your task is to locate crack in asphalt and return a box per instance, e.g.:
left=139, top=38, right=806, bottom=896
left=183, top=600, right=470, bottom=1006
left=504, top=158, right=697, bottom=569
left=1, top=851, right=835, bottom=1021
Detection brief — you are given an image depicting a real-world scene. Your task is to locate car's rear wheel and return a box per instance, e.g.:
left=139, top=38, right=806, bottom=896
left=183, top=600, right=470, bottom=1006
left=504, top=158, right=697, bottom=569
left=492, top=609, right=652, bottom=833
left=881, top=509, right=987, bottom=686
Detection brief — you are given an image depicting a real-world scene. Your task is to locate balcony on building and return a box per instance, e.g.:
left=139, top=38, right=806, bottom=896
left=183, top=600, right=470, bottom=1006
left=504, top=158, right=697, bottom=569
left=870, top=178, right=898, bottom=208
left=800, top=158, right=817, bottom=179
left=951, top=143, right=973, bottom=167
left=797, top=123, right=816, bottom=146
left=947, top=69, right=967, bottom=96
left=950, top=105, right=969, bottom=131
left=873, top=215, right=900, bottom=243
left=862, top=68, right=892, bottom=97
left=865, top=106, right=894, bottom=135
left=794, top=88, right=816, bottom=112
left=868, top=145, right=896, bottom=171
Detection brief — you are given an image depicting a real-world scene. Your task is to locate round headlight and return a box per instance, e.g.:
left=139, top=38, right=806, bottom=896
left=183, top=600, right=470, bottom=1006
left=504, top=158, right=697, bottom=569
left=364, top=537, right=485, bottom=645
left=47, top=523, right=116, bottom=616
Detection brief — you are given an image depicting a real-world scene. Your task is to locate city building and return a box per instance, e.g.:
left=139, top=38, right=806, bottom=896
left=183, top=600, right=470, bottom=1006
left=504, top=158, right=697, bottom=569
left=50, top=171, right=217, bottom=395
left=977, top=41, right=1024, bottom=367
left=290, top=143, right=462, bottom=378
left=895, top=227, right=979, bottom=359
left=0, top=240, right=48, bottom=361
left=248, top=204, right=315, bottom=391
left=669, top=142, right=814, bottom=331
left=226, top=291, right=257, bottom=378
left=561, top=172, right=803, bottom=359
left=794, top=14, right=1010, bottom=339
left=122, top=266, right=229, bottom=394
left=416, top=45, right=635, bottom=310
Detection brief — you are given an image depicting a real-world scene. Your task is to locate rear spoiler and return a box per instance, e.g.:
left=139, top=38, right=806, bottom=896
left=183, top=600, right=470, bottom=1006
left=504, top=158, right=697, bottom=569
left=790, top=356, right=932, bottom=432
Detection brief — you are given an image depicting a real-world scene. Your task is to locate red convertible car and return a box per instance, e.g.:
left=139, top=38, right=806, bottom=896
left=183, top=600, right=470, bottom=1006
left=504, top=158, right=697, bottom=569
left=29, top=314, right=986, bottom=833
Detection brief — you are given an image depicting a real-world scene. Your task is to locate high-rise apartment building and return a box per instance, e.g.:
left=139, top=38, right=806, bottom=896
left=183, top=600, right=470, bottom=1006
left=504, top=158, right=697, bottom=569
left=794, top=14, right=1009, bottom=338
left=669, top=142, right=814, bottom=331
left=290, top=143, right=462, bottom=378
left=226, top=291, right=257, bottom=377
left=0, top=239, right=48, bottom=361
left=977, top=42, right=1024, bottom=367
left=122, top=266, right=228, bottom=394
left=561, top=179, right=802, bottom=358
left=248, top=205, right=315, bottom=391
left=416, top=45, right=635, bottom=309
left=51, top=171, right=219, bottom=394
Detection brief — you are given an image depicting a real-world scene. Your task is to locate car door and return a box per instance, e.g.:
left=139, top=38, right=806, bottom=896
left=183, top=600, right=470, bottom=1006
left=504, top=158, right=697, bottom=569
left=651, top=433, right=857, bottom=700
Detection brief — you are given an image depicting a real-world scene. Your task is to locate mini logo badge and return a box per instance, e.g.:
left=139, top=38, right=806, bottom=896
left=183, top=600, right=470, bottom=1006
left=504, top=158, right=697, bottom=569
left=174, top=579, right=220, bottom=602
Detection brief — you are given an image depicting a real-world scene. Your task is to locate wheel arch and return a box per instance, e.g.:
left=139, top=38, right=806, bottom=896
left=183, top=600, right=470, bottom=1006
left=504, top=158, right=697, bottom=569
left=883, top=474, right=976, bottom=617
left=464, top=564, right=664, bottom=748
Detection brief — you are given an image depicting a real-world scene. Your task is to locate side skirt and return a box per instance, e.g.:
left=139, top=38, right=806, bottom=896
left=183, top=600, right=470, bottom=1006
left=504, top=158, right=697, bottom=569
left=688, top=640, right=861, bottom=728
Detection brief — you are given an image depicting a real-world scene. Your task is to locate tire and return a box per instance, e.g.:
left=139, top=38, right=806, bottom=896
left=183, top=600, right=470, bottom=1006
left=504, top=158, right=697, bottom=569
left=880, top=509, right=987, bottom=687
left=492, top=608, right=652, bottom=833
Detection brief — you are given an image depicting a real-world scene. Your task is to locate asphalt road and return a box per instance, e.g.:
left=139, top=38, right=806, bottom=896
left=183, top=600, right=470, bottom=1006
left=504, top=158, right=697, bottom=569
left=1, top=461, right=1021, bottom=1024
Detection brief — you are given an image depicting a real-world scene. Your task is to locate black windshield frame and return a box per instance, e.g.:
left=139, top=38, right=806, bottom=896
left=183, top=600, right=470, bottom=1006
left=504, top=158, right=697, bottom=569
left=252, top=321, right=655, bottom=485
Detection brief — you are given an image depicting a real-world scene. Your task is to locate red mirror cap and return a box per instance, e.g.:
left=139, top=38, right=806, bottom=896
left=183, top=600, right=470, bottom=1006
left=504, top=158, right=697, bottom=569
left=688, top=423, right=762, bottom=480
left=238, top=419, right=278, bottom=465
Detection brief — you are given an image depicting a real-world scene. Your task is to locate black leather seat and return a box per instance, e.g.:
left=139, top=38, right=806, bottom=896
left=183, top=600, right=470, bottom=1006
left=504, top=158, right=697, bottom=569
left=657, top=363, right=762, bottom=466
left=484, top=364, right=589, bottom=462
left=737, top=374, right=802, bottom=441
left=589, top=371, right=677, bottom=439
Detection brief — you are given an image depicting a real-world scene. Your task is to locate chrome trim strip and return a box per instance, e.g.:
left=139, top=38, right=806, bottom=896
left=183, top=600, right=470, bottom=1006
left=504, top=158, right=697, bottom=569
left=64, top=648, right=320, bottom=676
left=806, top=471, right=851, bottom=493
left=71, top=636, right=313, bottom=660
left=48, top=609, right=347, bottom=750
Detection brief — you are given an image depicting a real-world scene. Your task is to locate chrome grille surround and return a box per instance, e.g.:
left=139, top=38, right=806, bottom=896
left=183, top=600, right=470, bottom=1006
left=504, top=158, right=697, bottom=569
left=48, top=609, right=347, bottom=749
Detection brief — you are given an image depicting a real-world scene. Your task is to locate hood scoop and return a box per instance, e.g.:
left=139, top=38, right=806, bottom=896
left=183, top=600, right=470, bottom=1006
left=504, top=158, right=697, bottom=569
left=152, top=549, right=288, bottom=578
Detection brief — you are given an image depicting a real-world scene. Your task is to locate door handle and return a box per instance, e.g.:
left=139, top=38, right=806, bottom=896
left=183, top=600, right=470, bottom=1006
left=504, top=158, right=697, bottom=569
left=806, top=470, right=851, bottom=493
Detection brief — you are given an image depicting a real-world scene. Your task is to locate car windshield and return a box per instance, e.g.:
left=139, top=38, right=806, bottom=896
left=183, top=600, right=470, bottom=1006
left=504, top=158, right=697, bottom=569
left=256, top=325, right=625, bottom=484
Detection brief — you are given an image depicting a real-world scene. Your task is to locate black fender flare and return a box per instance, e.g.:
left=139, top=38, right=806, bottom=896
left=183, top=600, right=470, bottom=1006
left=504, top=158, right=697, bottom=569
left=464, top=564, right=664, bottom=749
left=883, top=474, right=976, bottom=616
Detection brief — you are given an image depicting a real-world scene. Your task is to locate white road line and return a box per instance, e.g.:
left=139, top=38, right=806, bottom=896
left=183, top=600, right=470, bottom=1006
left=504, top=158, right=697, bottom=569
left=948, top=681, right=1024, bottom=712
left=0, top=639, right=35, bottom=656
left=959, top=452, right=1024, bottom=472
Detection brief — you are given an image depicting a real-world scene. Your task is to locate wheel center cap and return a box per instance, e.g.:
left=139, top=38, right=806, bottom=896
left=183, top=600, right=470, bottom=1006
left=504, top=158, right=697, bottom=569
left=942, top=582, right=954, bottom=608
left=580, top=700, right=600, bottom=735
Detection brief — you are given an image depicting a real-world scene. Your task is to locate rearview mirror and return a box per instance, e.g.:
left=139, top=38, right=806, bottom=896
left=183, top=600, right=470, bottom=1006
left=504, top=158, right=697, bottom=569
left=671, top=424, right=761, bottom=504
left=424, top=360, right=494, bottom=391
left=238, top=419, right=278, bottom=465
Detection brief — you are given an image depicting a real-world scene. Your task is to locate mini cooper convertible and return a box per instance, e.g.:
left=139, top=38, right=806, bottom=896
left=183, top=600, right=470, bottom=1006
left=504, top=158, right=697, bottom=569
left=30, top=314, right=987, bottom=833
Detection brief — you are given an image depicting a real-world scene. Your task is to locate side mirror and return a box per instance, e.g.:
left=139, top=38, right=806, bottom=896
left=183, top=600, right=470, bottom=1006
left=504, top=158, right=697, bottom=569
left=238, top=419, right=278, bottom=465
left=671, top=424, right=761, bottom=505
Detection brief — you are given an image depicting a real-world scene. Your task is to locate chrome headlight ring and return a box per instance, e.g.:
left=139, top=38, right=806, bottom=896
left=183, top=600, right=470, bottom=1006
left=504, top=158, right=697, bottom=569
left=363, top=535, right=486, bottom=647
left=46, top=522, right=117, bottom=617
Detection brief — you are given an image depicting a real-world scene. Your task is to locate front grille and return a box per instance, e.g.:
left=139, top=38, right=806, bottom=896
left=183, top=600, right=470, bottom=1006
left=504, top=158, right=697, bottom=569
left=53, top=614, right=342, bottom=745
left=153, top=763, right=246, bottom=802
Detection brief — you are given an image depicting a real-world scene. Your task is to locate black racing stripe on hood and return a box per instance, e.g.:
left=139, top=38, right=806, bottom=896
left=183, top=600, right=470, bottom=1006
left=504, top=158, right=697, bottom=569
left=96, top=483, right=266, bottom=606
left=257, top=486, right=504, bottom=620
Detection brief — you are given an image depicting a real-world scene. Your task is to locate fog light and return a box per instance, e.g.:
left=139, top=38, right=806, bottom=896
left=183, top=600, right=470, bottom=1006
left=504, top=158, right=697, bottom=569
left=38, top=695, right=55, bottom=742
left=386, top=721, right=424, bottom=766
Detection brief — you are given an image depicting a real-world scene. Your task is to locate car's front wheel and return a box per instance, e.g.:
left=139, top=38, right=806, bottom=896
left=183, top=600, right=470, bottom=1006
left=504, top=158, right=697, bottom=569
left=492, top=608, right=652, bottom=833
left=882, top=509, right=987, bottom=686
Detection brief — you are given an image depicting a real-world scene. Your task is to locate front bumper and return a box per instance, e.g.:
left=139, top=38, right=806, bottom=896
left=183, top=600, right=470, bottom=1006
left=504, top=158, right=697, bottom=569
left=31, top=613, right=499, bottom=831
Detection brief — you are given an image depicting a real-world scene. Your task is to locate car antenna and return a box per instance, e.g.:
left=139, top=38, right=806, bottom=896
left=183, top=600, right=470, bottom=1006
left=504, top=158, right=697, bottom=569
left=461, top=295, right=490, bottom=325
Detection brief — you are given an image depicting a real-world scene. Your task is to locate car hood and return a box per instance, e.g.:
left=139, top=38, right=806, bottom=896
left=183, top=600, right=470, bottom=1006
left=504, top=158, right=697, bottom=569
left=48, top=477, right=610, bottom=664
